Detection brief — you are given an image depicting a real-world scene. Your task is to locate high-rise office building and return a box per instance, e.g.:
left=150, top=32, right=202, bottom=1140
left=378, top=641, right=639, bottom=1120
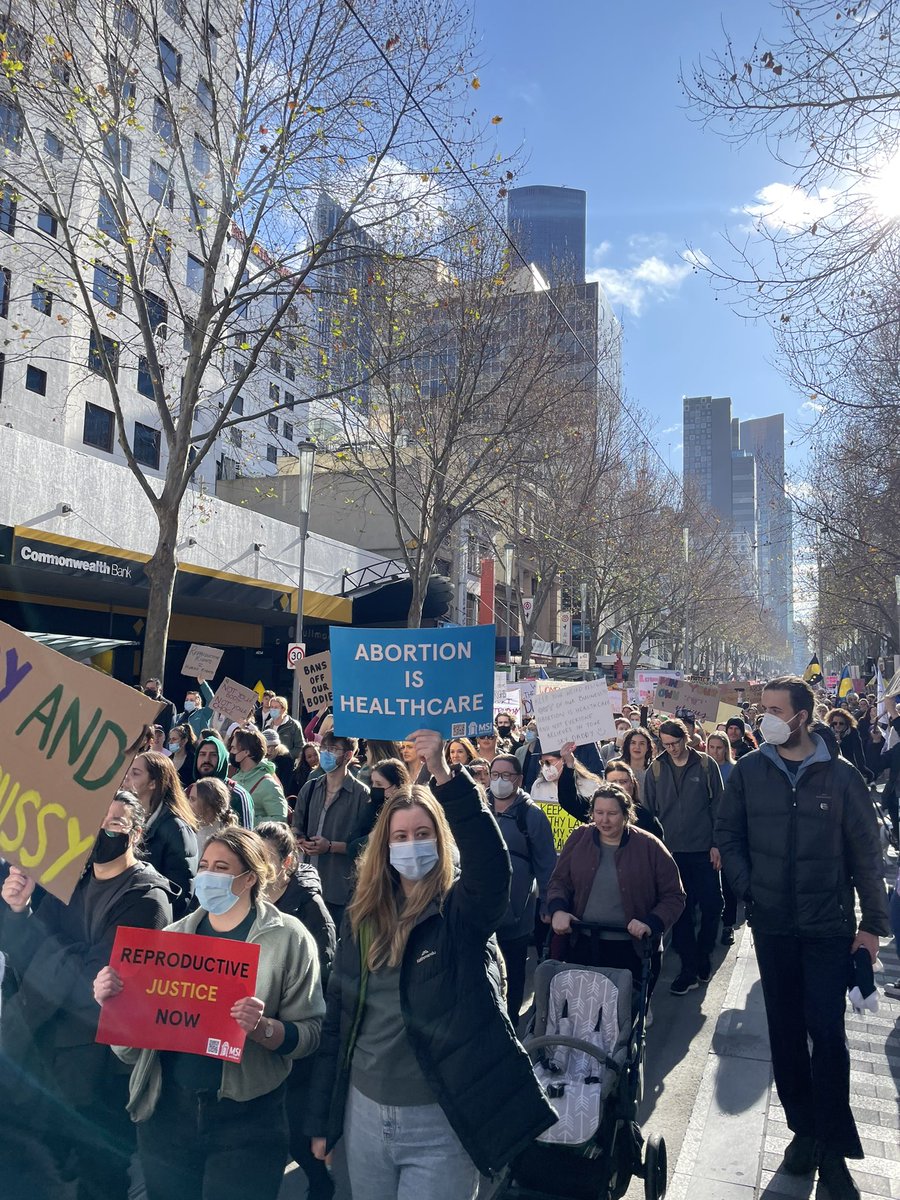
left=507, top=186, right=586, bottom=286
left=740, top=415, right=793, bottom=643
left=682, top=396, right=733, bottom=522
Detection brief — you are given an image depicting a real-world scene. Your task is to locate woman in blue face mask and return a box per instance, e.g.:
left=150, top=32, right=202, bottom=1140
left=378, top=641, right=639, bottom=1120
left=93, top=827, right=325, bottom=1200
left=307, top=730, right=556, bottom=1200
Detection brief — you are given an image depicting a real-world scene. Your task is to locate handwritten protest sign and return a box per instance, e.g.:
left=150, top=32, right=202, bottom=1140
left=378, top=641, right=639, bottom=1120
left=96, top=926, right=260, bottom=1061
left=535, top=801, right=582, bottom=852
left=652, top=680, right=721, bottom=724
left=298, top=651, right=333, bottom=714
left=181, top=644, right=224, bottom=679
left=330, top=625, right=496, bottom=740
left=533, top=677, right=617, bottom=752
left=636, top=670, right=682, bottom=706
left=210, top=677, right=257, bottom=724
left=509, top=678, right=537, bottom=723
left=0, top=621, right=161, bottom=902
left=651, top=675, right=694, bottom=715
left=718, top=682, right=763, bottom=707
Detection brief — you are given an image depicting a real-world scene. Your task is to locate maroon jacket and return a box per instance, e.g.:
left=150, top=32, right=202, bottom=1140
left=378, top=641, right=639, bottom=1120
left=547, top=824, right=685, bottom=949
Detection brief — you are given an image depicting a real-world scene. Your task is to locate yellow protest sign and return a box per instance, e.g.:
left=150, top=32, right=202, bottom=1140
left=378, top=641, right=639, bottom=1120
left=535, top=800, right=582, bottom=852
left=0, top=622, right=162, bottom=902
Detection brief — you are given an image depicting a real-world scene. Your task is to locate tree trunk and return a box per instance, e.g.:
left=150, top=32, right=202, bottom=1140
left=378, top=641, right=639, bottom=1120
left=406, top=570, right=428, bottom=629
left=142, top=506, right=180, bottom=681
left=520, top=623, right=534, bottom=665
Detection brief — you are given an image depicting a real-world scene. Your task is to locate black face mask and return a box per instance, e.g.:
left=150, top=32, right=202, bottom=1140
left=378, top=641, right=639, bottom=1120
left=369, top=786, right=385, bottom=807
left=144, top=685, right=159, bottom=698
left=228, top=752, right=242, bottom=769
left=497, top=727, right=511, bottom=736
left=93, top=830, right=130, bottom=864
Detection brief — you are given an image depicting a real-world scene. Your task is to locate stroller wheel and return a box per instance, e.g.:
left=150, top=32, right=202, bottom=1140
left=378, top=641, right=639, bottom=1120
left=643, top=1133, right=667, bottom=1200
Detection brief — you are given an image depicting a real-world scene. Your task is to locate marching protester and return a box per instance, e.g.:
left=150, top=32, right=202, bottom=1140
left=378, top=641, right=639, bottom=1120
left=704, top=734, right=739, bottom=945
left=601, top=717, right=632, bottom=767
left=495, top=711, right=523, bottom=750
left=593, top=755, right=664, bottom=839
left=2, top=792, right=176, bottom=1200
left=228, top=727, right=289, bottom=824
left=266, top=695, right=305, bottom=760
left=306, top=730, right=556, bottom=1198
left=176, top=678, right=215, bottom=737
left=619, top=724, right=655, bottom=788
left=485, top=753, right=557, bottom=1025
left=291, top=742, right=323, bottom=797
left=189, top=776, right=239, bottom=853
left=263, top=728, right=296, bottom=795
left=826, top=708, right=872, bottom=780
left=142, top=677, right=177, bottom=735
left=194, top=732, right=255, bottom=828
left=644, top=718, right=724, bottom=995
left=448, top=736, right=478, bottom=765
left=347, top=757, right=412, bottom=860
left=125, top=750, right=199, bottom=918
left=292, top=733, right=371, bottom=927
left=149, top=724, right=169, bottom=755
left=717, top=676, right=889, bottom=1200
left=724, top=716, right=757, bottom=759
left=256, top=822, right=336, bottom=1200
left=93, top=827, right=325, bottom=1200
left=167, top=722, right=197, bottom=788
left=548, top=782, right=685, bottom=998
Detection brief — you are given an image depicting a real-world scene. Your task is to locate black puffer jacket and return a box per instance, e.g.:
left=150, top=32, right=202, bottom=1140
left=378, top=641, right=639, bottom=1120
left=274, top=864, right=336, bottom=985
left=716, top=738, right=889, bottom=938
left=306, top=768, right=556, bottom=1175
left=142, top=804, right=198, bottom=918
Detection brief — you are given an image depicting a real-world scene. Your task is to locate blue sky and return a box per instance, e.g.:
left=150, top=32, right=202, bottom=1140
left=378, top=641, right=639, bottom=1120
left=471, top=0, right=808, bottom=472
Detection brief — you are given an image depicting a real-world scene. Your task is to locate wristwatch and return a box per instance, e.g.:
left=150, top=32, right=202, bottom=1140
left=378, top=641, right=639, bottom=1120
left=264, top=1019, right=275, bottom=1039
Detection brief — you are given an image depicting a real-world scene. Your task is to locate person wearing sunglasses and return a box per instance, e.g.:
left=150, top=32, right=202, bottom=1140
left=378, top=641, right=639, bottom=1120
left=825, top=709, right=872, bottom=781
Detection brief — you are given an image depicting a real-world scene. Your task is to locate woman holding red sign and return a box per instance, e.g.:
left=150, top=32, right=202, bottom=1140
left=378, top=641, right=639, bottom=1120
left=307, top=730, right=555, bottom=1200
left=93, top=826, right=325, bottom=1200
left=1, top=790, right=176, bottom=1200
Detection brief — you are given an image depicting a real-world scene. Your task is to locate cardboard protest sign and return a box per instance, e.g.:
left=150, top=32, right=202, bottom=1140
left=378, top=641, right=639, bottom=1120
left=0, top=621, right=161, bottom=902
left=330, top=625, right=496, bottom=740
left=298, top=651, right=333, bottom=714
left=647, top=675, right=683, bottom=713
left=509, top=678, right=537, bottom=722
left=636, top=670, right=681, bottom=706
left=210, top=677, right=257, bottom=724
left=96, top=926, right=260, bottom=1062
left=654, top=680, right=721, bottom=724
left=533, top=677, right=617, bottom=752
left=181, top=643, right=224, bottom=679
left=535, top=800, right=582, bottom=852
left=718, top=682, right=763, bottom=707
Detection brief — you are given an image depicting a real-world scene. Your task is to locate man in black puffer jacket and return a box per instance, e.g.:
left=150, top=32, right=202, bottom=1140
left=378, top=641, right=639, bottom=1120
left=717, top=675, right=890, bottom=1200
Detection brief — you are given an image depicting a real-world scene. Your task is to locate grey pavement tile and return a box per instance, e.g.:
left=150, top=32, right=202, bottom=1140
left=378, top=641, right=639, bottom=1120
left=670, top=1178, right=757, bottom=1199
left=757, top=1168, right=817, bottom=1197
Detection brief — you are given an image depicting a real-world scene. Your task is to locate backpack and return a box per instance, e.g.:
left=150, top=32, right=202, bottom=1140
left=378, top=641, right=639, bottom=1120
left=509, top=800, right=536, bottom=876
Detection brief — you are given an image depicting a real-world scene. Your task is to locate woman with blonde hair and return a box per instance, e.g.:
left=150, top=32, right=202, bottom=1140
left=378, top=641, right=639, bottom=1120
left=307, top=730, right=554, bottom=1200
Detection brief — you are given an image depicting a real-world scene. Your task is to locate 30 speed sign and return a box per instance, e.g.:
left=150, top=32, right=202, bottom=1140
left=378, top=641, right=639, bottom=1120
left=286, top=642, right=306, bottom=669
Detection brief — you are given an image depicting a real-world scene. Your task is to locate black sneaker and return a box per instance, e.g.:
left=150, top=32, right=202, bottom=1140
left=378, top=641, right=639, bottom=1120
left=720, top=926, right=735, bottom=946
left=781, top=1133, right=817, bottom=1176
left=698, top=956, right=712, bottom=983
left=670, top=971, right=699, bottom=995
left=816, top=1151, right=860, bottom=1199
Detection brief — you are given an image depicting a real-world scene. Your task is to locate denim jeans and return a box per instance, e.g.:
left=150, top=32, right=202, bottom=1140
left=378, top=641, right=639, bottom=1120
left=344, top=1085, right=480, bottom=1200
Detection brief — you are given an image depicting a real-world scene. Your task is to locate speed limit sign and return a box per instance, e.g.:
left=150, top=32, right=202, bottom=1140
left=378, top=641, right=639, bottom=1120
left=286, top=642, right=306, bottom=669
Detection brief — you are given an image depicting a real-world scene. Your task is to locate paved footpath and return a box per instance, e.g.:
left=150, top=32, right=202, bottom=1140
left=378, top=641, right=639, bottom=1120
left=664, top=887, right=900, bottom=1200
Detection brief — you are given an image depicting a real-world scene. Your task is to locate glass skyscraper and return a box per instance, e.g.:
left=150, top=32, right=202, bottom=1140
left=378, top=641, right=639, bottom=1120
left=507, top=186, right=586, bottom=286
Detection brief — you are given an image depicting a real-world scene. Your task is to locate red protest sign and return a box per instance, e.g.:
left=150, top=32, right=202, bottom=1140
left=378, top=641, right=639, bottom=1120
left=96, top=926, right=260, bottom=1063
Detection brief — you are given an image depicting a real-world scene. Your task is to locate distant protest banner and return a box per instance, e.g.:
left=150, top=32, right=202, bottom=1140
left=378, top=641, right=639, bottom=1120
left=181, top=643, right=224, bottom=679
left=533, top=677, right=617, bottom=752
left=0, top=621, right=161, bottom=903
left=719, top=682, right=763, bottom=707
left=210, top=677, right=257, bottom=724
left=298, top=651, right=333, bottom=714
left=330, top=625, right=496, bottom=740
left=636, top=670, right=681, bottom=706
left=535, top=801, right=582, bottom=851
left=652, top=680, right=721, bottom=724
left=509, top=678, right=537, bottom=723
left=646, top=675, right=683, bottom=713
left=96, top=926, right=260, bottom=1062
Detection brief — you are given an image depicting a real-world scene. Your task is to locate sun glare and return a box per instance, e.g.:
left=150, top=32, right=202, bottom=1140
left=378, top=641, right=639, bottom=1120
left=867, top=154, right=900, bottom=221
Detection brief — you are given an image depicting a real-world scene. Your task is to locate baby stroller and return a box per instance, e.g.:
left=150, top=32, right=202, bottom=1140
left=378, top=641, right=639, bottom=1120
left=492, top=922, right=666, bottom=1200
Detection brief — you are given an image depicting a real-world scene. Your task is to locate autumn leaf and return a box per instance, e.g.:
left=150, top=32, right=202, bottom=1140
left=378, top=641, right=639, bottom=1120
left=385, top=35, right=400, bottom=51
left=471, top=75, right=480, bottom=89
left=491, top=115, right=503, bottom=124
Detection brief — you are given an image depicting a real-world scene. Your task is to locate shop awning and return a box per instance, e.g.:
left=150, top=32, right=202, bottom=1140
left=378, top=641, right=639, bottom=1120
left=349, top=575, right=454, bottom=626
left=24, top=632, right=137, bottom=660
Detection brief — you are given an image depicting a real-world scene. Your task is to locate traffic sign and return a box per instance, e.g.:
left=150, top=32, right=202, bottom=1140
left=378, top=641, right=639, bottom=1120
left=577, top=652, right=590, bottom=670
left=287, top=642, right=306, bottom=669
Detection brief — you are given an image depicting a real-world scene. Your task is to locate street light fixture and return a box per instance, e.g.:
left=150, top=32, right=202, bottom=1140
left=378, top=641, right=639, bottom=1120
left=504, top=542, right=515, bottom=670
left=291, top=440, right=317, bottom=721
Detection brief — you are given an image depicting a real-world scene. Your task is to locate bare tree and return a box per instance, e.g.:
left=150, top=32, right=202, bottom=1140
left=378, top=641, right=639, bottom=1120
left=0, top=0, right=505, bottom=672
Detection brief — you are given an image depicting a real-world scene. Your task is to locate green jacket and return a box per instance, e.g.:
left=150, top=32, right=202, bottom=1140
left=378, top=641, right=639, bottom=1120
left=233, top=759, right=287, bottom=824
left=114, top=901, right=325, bottom=1121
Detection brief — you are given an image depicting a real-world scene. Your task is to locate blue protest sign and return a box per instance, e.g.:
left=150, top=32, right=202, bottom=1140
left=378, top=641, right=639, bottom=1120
left=329, top=625, right=496, bottom=740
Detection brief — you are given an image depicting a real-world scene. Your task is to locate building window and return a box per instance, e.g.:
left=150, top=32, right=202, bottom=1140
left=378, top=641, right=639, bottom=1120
left=284, top=390, right=295, bottom=409
left=50, top=55, right=70, bottom=85
left=0, top=351, right=5, bottom=396
left=266, top=444, right=278, bottom=464
left=284, top=361, right=295, bottom=382
left=192, top=135, right=210, bottom=174
left=283, top=421, right=293, bottom=441
left=37, top=206, right=58, bottom=237
left=25, top=364, right=47, bottom=395
left=0, top=189, right=15, bottom=235
left=186, top=253, right=204, bottom=291
left=88, top=330, right=119, bottom=378
left=268, top=382, right=279, bottom=405
left=232, top=357, right=244, bottom=381
left=108, top=57, right=136, bottom=104
left=152, top=98, right=173, bottom=144
left=196, top=77, right=213, bottom=113
left=269, top=350, right=280, bottom=373
left=31, top=285, right=52, bottom=315
left=102, top=132, right=131, bottom=177
left=134, top=420, right=161, bottom=467
left=0, top=98, right=22, bottom=152
left=44, top=130, right=63, bottom=160
left=83, top=402, right=114, bottom=451
left=144, top=290, right=167, bottom=334
left=205, top=22, right=219, bottom=61
left=232, top=394, right=244, bottom=415
left=150, top=233, right=170, bottom=268
left=137, top=356, right=161, bottom=398
left=158, top=37, right=180, bottom=83
left=116, top=1, right=139, bottom=42
left=148, top=160, right=173, bottom=208
left=93, top=264, right=123, bottom=309
left=266, top=413, right=278, bottom=432
left=163, top=0, right=183, bottom=21
left=231, top=428, right=242, bottom=447
left=0, top=267, right=9, bottom=318
left=97, top=192, right=122, bottom=241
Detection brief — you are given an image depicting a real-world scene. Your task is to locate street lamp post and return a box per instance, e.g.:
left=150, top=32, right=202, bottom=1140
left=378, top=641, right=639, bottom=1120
left=291, top=440, right=317, bottom=721
left=580, top=580, right=587, bottom=657
left=504, top=542, right=515, bottom=670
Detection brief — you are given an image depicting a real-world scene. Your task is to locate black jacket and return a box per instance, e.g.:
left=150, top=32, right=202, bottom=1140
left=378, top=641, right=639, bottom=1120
left=716, top=739, right=890, bottom=938
left=306, top=768, right=556, bottom=1175
left=274, top=864, right=337, bottom=985
left=557, top=764, right=664, bottom=840
left=833, top=726, right=873, bottom=782
left=142, top=805, right=198, bottom=918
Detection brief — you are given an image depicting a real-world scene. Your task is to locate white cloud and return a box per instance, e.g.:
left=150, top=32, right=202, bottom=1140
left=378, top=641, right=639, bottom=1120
left=800, top=398, right=826, bottom=414
left=740, top=182, right=840, bottom=233
left=662, top=423, right=680, bottom=434
left=588, top=252, right=697, bottom=316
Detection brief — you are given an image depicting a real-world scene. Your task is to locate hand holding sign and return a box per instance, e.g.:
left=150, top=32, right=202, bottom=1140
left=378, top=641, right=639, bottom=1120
left=1, top=866, right=35, bottom=913
left=407, top=729, right=449, bottom=785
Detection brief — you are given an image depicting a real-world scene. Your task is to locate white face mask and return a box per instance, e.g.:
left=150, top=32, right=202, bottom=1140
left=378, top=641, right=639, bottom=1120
left=541, top=764, right=559, bottom=782
left=760, top=711, right=799, bottom=746
left=491, top=777, right=516, bottom=800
